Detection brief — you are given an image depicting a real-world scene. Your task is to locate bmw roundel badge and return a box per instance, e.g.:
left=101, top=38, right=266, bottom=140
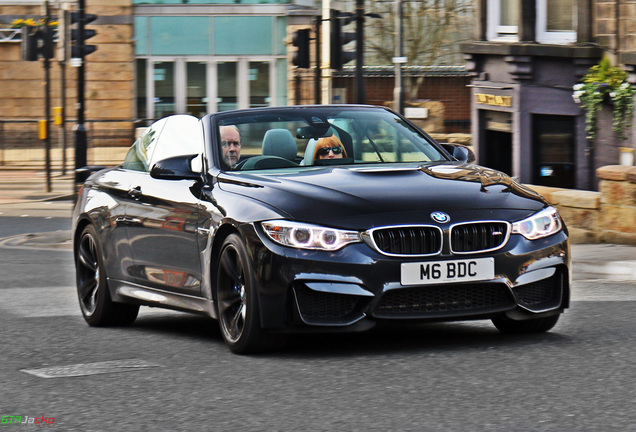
left=431, top=211, right=450, bottom=223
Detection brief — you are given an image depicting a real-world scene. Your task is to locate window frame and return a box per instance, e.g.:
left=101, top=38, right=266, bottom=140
left=536, top=0, right=577, bottom=44
left=487, top=0, right=519, bottom=42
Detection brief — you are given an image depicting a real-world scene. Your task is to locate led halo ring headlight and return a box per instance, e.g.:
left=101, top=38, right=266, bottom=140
left=512, top=206, right=563, bottom=240
left=261, top=220, right=361, bottom=251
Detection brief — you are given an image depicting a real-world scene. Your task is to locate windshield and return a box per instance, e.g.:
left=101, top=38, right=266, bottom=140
left=214, top=106, right=447, bottom=171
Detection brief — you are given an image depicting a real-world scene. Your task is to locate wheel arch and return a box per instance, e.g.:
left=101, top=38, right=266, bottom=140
left=208, top=223, right=242, bottom=302
left=73, top=216, right=94, bottom=258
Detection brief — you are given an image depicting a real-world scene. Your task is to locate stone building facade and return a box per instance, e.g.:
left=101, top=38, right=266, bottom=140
left=462, top=0, right=636, bottom=191
left=0, top=0, right=135, bottom=145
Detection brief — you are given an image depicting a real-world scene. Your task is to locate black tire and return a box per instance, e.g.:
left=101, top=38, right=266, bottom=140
left=216, top=233, right=286, bottom=354
left=75, top=224, right=139, bottom=326
left=492, top=313, right=560, bottom=334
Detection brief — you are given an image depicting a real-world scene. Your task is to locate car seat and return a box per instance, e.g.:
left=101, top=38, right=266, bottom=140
left=262, top=129, right=298, bottom=161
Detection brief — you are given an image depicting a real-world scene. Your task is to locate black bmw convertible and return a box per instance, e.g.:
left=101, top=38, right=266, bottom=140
left=72, top=105, right=570, bottom=353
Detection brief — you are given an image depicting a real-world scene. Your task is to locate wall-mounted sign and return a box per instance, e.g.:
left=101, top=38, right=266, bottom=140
left=475, top=93, right=512, bottom=107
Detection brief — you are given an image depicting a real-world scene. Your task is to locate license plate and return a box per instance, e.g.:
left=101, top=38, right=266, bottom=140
left=401, top=258, right=495, bottom=286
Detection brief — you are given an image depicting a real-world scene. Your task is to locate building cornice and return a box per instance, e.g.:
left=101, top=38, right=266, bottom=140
left=461, top=42, right=604, bottom=59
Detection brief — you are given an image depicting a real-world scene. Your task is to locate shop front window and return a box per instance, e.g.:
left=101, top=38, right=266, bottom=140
left=187, top=62, right=207, bottom=118
left=249, top=62, right=270, bottom=108
left=153, top=62, right=175, bottom=119
left=217, top=62, right=238, bottom=112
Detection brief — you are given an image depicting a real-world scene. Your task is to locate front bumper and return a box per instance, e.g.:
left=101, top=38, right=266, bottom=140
left=242, top=224, right=570, bottom=332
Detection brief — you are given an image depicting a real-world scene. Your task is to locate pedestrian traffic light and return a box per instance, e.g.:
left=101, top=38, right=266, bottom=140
left=292, top=29, right=311, bottom=69
left=70, top=12, right=98, bottom=59
left=21, top=25, right=53, bottom=61
left=330, top=10, right=356, bottom=70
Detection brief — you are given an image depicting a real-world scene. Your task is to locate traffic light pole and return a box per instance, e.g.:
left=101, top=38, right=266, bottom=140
left=314, top=17, right=321, bottom=104
left=355, top=0, right=365, bottom=104
left=393, top=0, right=405, bottom=115
left=43, top=0, right=52, bottom=192
left=73, top=0, right=88, bottom=180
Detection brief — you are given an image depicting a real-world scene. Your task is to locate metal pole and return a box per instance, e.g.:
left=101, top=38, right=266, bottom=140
left=321, top=0, right=332, bottom=104
left=314, top=16, right=321, bottom=104
left=60, top=59, right=66, bottom=175
left=393, top=0, right=404, bottom=115
left=355, top=0, right=365, bottom=104
left=44, top=0, right=52, bottom=192
left=74, top=0, right=88, bottom=182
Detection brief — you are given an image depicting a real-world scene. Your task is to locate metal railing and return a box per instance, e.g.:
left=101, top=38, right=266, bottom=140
left=0, top=119, right=136, bottom=171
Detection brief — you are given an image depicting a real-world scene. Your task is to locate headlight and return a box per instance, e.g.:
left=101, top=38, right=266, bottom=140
left=512, top=207, right=562, bottom=240
left=261, top=220, right=361, bottom=251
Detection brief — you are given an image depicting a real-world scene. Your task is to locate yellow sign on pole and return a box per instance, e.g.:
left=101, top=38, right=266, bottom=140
left=53, top=107, right=63, bottom=125
left=38, top=120, right=47, bottom=140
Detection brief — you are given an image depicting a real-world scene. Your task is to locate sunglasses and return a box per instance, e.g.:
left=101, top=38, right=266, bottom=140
left=317, top=146, right=343, bottom=156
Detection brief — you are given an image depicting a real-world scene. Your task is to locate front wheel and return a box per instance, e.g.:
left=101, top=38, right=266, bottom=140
left=216, top=234, right=285, bottom=354
left=75, top=224, right=139, bottom=326
left=492, top=314, right=560, bottom=334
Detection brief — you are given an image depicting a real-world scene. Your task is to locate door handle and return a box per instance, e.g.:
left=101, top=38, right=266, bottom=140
left=128, top=186, right=142, bottom=199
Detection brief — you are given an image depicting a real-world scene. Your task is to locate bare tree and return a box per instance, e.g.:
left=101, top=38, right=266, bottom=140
left=344, top=0, right=474, bottom=99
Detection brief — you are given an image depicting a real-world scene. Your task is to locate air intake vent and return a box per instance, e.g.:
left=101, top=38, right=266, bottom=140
left=450, top=222, right=509, bottom=253
left=370, top=226, right=442, bottom=256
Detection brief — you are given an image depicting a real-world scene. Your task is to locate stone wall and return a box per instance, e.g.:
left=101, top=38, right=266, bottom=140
left=529, top=165, right=636, bottom=245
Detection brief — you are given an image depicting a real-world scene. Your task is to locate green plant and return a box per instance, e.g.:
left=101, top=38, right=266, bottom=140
left=572, top=56, right=634, bottom=142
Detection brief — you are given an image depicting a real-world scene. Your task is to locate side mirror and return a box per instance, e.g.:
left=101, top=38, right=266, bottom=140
left=441, top=143, right=476, bottom=163
left=150, top=154, right=201, bottom=181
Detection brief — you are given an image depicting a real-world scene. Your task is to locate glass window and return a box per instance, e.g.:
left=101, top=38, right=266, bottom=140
left=122, top=117, right=168, bottom=172
left=149, top=115, right=204, bottom=167
left=488, top=0, right=518, bottom=40
left=136, top=59, right=147, bottom=120
left=149, top=17, right=211, bottom=56
left=537, top=0, right=576, bottom=43
left=134, top=17, right=148, bottom=55
left=499, top=0, right=517, bottom=27
left=214, top=107, right=446, bottom=171
left=214, top=17, right=273, bottom=55
left=154, top=62, right=175, bottom=119
left=249, top=62, right=270, bottom=108
left=547, top=0, right=574, bottom=31
left=187, top=62, right=207, bottom=118
left=533, top=115, right=576, bottom=188
left=217, top=62, right=238, bottom=112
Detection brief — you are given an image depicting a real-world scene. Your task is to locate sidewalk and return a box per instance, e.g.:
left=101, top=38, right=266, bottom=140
left=0, top=169, right=74, bottom=205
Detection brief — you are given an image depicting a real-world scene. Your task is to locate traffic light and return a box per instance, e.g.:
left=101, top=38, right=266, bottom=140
left=70, top=12, right=98, bottom=59
left=21, top=25, right=53, bottom=61
left=292, top=29, right=310, bottom=68
left=330, top=11, right=356, bottom=70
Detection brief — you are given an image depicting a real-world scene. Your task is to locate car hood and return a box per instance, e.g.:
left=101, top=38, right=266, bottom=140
left=217, top=163, right=548, bottom=227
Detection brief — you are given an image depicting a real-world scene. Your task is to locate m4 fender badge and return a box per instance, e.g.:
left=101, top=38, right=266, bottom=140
left=431, top=211, right=450, bottom=223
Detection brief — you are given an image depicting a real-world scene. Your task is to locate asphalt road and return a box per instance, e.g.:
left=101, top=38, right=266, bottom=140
left=1, top=211, right=635, bottom=431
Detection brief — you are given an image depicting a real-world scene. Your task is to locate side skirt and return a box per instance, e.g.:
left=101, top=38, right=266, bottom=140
left=109, top=279, right=217, bottom=319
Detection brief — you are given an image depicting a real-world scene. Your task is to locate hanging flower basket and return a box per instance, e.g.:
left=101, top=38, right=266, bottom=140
left=572, top=56, right=634, bottom=142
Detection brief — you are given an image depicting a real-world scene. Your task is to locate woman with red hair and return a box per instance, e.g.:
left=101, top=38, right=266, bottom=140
left=313, top=135, right=347, bottom=160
